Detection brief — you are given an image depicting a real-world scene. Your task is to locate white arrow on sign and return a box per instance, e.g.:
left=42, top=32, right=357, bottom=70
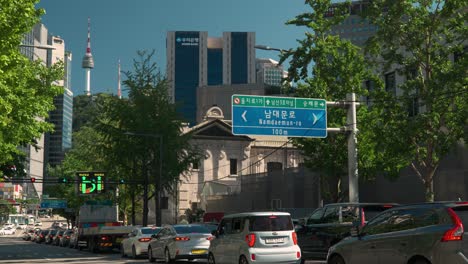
left=242, top=110, right=247, bottom=122
left=313, top=113, right=319, bottom=125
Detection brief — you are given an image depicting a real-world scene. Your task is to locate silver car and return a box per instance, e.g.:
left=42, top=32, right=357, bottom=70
left=208, top=212, right=302, bottom=264
left=148, top=224, right=213, bottom=263
left=121, top=226, right=162, bottom=258
left=327, top=202, right=468, bottom=264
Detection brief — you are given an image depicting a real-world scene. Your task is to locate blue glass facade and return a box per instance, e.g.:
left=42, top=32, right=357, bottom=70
left=230, top=32, right=248, bottom=84
left=174, top=31, right=200, bottom=124
left=208, top=48, right=223, bottom=85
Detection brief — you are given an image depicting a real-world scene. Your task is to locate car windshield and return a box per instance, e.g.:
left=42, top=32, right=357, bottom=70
left=141, top=227, right=162, bottom=234
left=174, top=225, right=210, bottom=234
left=249, top=215, right=293, bottom=231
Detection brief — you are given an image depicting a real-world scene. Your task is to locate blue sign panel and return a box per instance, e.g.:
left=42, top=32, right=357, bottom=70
left=40, top=199, right=67, bottom=209
left=232, top=95, right=327, bottom=138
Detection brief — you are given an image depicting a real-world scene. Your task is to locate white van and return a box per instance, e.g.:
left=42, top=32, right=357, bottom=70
left=208, top=212, right=301, bottom=264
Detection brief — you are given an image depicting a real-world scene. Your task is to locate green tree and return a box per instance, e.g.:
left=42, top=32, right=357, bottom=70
left=0, top=0, right=63, bottom=167
left=282, top=0, right=380, bottom=202
left=97, top=50, right=201, bottom=226
left=361, top=1, right=467, bottom=201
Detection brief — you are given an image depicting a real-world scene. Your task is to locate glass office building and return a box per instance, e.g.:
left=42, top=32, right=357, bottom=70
left=167, top=31, right=256, bottom=125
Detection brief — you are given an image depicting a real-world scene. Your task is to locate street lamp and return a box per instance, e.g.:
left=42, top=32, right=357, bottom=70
left=255, top=45, right=287, bottom=53
left=19, top=44, right=56, bottom=50
left=124, top=132, right=163, bottom=226
left=255, top=44, right=360, bottom=203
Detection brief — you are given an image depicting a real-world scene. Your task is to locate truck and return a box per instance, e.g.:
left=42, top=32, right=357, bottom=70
left=76, top=205, right=133, bottom=253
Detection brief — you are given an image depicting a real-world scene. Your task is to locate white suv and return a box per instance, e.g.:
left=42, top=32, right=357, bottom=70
left=208, top=212, right=301, bottom=264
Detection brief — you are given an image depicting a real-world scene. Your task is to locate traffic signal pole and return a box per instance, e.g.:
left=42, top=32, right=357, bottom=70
left=327, top=93, right=360, bottom=203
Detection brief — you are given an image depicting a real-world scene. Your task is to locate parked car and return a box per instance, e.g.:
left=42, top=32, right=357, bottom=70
left=31, top=228, right=41, bottom=242
left=296, top=202, right=397, bottom=260
left=327, top=201, right=468, bottom=264
left=121, top=226, right=162, bottom=258
left=36, top=229, right=49, bottom=243
left=34, top=220, right=42, bottom=226
left=52, top=229, right=66, bottom=246
left=45, top=229, right=58, bottom=244
left=59, top=229, right=74, bottom=247
left=1, top=226, right=16, bottom=235
left=68, top=228, right=79, bottom=248
left=148, top=224, right=213, bottom=263
left=208, top=211, right=302, bottom=264
left=22, top=229, right=35, bottom=240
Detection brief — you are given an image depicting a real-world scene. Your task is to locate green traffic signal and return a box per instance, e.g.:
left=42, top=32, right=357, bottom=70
left=119, top=179, right=125, bottom=184
left=58, top=177, right=68, bottom=183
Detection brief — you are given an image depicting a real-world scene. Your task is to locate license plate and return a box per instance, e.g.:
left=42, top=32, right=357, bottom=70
left=191, top=249, right=207, bottom=255
left=265, top=237, right=284, bottom=244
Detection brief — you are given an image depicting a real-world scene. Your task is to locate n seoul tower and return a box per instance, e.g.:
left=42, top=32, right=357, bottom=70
left=82, top=17, right=94, bottom=96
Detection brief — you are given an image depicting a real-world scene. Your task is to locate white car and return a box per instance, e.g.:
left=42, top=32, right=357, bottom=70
left=121, top=226, right=162, bottom=258
left=148, top=224, right=213, bottom=263
left=208, top=212, right=302, bottom=264
left=1, top=227, right=16, bottom=235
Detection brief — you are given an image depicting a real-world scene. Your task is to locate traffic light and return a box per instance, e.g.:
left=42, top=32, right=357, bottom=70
left=118, top=179, right=125, bottom=184
left=58, top=177, right=68, bottom=183
left=30, top=177, right=36, bottom=183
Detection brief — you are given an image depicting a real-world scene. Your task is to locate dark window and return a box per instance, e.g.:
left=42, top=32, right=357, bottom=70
left=267, top=162, right=282, bottom=172
left=141, top=227, right=162, bottom=234
left=192, top=162, right=199, bottom=170
left=408, top=97, right=419, bottom=117
left=174, top=225, right=210, bottom=234
left=231, top=32, right=248, bottom=84
left=307, top=208, right=324, bottom=224
left=362, top=205, right=395, bottom=221
left=322, top=206, right=340, bottom=224
left=249, top=215, right=293, bottom=231
left=174, top=31, right=200, bottom=124
left=362, top=210, right=397, bottom=235
left=218, top=219, right=231, bottom=235
left=341, top=206, right=359, bottom=223
left=160, top=197, right=169, bottom=209
left=365, top=80, right=375, bottom=105
left=385, top=72, right=396, bottom=95
left=208, top=48, right=223, bottom=85
left=231, top=218, right=244, bottom=234
left=230, top=158, right=237, bottom=175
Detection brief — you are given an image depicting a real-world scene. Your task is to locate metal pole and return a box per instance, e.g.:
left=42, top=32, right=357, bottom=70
left=347, top=93, right=359, bottom=203
left=155, top=136, right=163, bottom=226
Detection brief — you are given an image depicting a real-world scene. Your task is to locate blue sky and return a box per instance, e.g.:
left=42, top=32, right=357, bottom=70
left=37, top=0, right=309, bottom=97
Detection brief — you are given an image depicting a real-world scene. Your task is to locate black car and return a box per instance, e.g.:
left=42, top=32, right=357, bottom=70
left=327, top=201, right=468, bottom=264
left=297, top=202, right=397, bottom=260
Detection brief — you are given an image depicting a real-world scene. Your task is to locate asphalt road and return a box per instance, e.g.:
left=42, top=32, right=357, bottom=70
left=0, top=235, right=326, bottom=264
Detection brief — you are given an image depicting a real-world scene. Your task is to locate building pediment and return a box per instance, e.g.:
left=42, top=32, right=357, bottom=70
left=188, top=119, right=252, bottom=141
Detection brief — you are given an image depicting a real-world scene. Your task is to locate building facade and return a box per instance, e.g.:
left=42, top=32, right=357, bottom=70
left=166, top=31, right=256, bottom=125
left=255, top=58, right=287, bottom=88
left=155, top=107, right=306, bottom=224
left=44, top=37, right=73, bottom=168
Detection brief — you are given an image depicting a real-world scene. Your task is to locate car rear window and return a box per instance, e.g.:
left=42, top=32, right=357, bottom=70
left=174, top=225, right=210, bottom=234
left=141, top=227, right=162, bottom=234
left=363, top=205, right=395, bottom=221
left=249, top=215, right=293, bottom=231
